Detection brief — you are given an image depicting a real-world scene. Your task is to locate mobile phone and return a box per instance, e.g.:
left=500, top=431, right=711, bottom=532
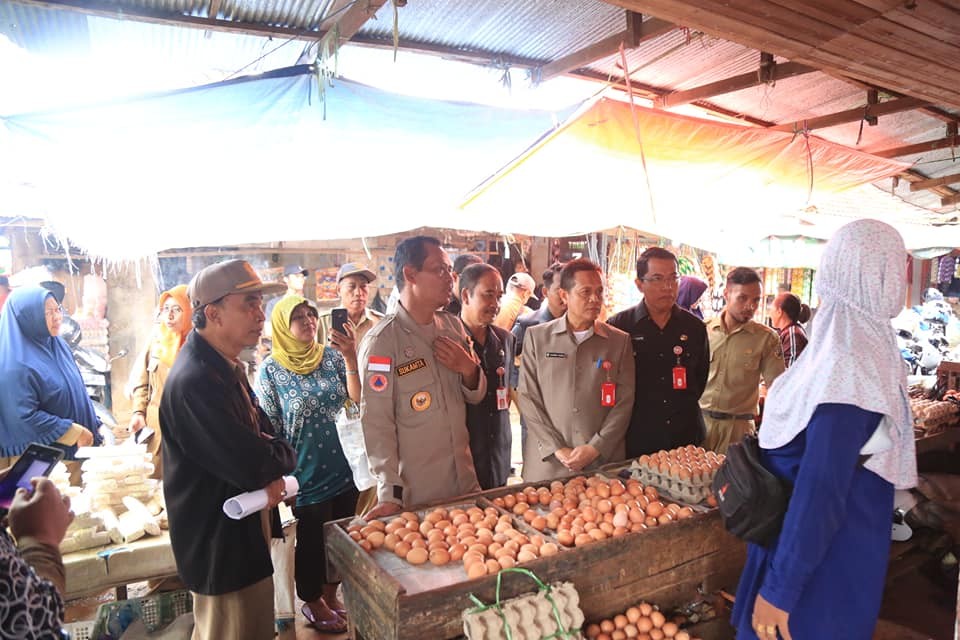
left=331, top=308, right=349, bottom=337
left=0, top=443, right=65, bottom=512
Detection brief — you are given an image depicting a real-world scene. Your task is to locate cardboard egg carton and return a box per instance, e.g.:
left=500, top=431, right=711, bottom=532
left=462, top=579, right=584, bottom=640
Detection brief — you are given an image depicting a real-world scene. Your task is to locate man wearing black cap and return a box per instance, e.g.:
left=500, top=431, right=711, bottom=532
left=160, top=259, right=296, bottom=640
left=318, top=263, right=384, bottom=348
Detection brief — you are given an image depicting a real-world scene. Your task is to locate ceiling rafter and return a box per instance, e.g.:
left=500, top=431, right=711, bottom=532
left=768, top=96, right=928, bottom=132
left=909, top=172, right=960, bottom=192
left=319, top=0, right=391, bottom=43
left=540, top=13, right=675, bottom=81
left=872, top=135, right=959, bottom=159
left=655, top=59, right=818, bottom=109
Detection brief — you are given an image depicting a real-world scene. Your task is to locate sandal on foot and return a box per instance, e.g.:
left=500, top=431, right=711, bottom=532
left=301, top=604, right=347, bottom=633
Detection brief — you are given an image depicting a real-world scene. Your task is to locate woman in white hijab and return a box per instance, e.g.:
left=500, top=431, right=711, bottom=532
left=732, top=219, right=916, bottom=640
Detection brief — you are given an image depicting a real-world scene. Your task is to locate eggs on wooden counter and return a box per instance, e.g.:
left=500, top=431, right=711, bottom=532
left=346, top=505, right=560, bottom=575
left=584, top=600, right=699, bottom=640
left=491, top=476, right=695, bottom=548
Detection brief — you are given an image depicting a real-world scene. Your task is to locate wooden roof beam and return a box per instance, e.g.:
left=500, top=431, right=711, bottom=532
left=319, top=0, right=390, bottom=44
left=541, top=13, right=675, bottom=81
left=898, top=169, right=959, bottom=201
left=942, top=193, right=960, bottom=207
left=873, top=135, right=959, bottom=159
left=909, top=172, right=960, bottom=192
left=655, top=58, right=817, bottom=108
left=769, top=96, right=928, bottom=132
left=823, top=73, right=960, bottom=126
left=14, top=0, right=328, bottom=41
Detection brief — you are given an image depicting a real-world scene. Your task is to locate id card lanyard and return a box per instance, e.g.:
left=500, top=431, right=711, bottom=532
left=672, top=345, right=687, bottom=390
left=496, top=349, right=509, bottom=411
left=599, top=359, right=616, bottom=407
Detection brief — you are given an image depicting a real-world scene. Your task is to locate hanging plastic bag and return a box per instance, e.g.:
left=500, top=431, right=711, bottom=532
left=335, top=400, right=376, bottom=491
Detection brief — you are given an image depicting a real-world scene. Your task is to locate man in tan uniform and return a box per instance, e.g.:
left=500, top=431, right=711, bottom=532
left=360, top=236, right=485, bottom=518
left=317, top=262, right=384, bottom=347
left=700, top=267, right=785, bottom=454
left=518, top=259, right=635, bottom=482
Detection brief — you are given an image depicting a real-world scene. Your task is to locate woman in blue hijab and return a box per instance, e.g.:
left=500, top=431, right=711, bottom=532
left=0, top=286, right=99, bottom=462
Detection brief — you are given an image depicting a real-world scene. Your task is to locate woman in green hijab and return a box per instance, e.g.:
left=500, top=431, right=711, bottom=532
left=255, top=296, right=360, bottom=632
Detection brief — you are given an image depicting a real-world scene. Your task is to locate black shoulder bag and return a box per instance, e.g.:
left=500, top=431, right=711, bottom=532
left=711, top=435, right=791, bottom=547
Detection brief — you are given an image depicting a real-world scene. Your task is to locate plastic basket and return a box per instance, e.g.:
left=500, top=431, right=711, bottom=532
left=63, top=619, right=96, bottom=640
left=91, top=590, right=192, bottom=638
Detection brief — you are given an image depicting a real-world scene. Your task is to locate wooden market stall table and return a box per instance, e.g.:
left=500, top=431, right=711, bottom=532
left=64, top=532, right=178, bottom=600
left=326, top=481, right=746, bottom=640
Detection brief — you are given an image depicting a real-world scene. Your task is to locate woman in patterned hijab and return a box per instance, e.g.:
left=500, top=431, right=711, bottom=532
left=733, top=219, right=915, bottom=640
left=255, top=296, right=360, bottom=633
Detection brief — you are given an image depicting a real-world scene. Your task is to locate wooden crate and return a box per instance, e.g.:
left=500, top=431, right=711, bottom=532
left=325, top=482, right=745, bottom=640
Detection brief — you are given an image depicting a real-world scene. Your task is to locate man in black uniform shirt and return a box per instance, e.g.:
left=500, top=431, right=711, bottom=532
left=608, top=248, right=710, bottom=457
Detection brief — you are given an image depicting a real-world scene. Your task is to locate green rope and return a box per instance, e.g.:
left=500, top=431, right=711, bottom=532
left=465, top=568, right=581, bottom=640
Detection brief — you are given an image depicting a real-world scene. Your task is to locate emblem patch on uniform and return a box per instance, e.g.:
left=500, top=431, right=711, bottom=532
left=403, top=346, right=415, bottom=358
left=369, top=373, right=388, bottom=392
left=397, top=358, right=427, bottom=376
left=545, top=352, right=567, bottom=358
left=680, top=334, right=688, bottom=342
left=411, top=391, right=432, bottom=411
left=368, top=355, right=392, bottom=372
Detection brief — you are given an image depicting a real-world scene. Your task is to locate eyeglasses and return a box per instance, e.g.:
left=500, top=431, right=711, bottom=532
left=640, top=274, right=682, bottom=287
left=161, top=305, right=183, bottom=315
left=45, top=305, right=63, bottom=318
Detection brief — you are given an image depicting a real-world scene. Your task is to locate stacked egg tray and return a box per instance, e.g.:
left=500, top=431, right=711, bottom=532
left=619, top=446, right=725, bottom=507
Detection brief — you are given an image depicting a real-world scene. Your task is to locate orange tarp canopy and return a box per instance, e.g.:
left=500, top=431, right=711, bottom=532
left=461, top=97, right=910, bottom=246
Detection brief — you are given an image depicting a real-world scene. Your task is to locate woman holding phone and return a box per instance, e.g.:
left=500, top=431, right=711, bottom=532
left=255, top=295, right=360, bottom=633
left=0, top=286, right=99, bottom=467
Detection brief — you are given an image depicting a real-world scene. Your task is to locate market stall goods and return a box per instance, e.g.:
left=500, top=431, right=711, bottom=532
left=490, top=476, right=695, bottom=548
left=584, top=600, right=701, bottom=640
left=630, top=446, right=724, bottom=505
left=348, top=504, right=562, bottom=577
left=910, top=397, right=959, bottom=437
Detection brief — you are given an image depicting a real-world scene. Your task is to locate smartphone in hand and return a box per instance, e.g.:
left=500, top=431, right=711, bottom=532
left=0, top=443, right=65, bottom=513
left=331, top=308, right=349, bottom=337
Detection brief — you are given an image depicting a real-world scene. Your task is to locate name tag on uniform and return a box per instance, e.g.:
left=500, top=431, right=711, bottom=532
left=396, top=358, right=427, bottom=376
left=673, top=366, right=687, bottom=390
left=496, top=387, right=509, bottom=411
left=546, top=352, right=567, bottom=359
left=601, top=382, right=616, bottom=407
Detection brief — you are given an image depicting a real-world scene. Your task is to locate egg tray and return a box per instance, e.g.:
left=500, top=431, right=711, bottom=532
left=625, top=465, right=714, bottom=506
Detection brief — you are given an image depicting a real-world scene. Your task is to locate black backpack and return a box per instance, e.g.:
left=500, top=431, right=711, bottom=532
left=711, top=435, right=791, bottom=547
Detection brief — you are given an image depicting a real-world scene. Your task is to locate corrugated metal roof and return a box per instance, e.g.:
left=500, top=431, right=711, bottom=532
left=361, top=0, right=623, bottom=63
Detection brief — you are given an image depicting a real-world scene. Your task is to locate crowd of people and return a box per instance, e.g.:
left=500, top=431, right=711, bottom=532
left=0, top=219, right=916, bottom=640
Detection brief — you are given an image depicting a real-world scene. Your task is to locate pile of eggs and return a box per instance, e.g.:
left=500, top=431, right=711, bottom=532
left=346, top=505, right=560, bottom=578
left=490, top=476, right=694, bottom=548
left=585, top=601, right=699, bottom=640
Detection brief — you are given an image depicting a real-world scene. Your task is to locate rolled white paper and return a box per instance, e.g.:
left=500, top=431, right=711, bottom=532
left=222, top=476, right=299, bottom=520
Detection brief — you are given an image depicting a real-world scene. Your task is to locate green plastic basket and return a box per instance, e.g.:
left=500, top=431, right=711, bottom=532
left=91, top=590, right=192, bottom=638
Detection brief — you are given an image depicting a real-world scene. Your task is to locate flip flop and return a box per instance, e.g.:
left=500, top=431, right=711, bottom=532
left=301, top=604, right=348, bottom=634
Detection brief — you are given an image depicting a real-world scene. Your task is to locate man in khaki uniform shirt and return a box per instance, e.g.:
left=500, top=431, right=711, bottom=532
left=360, top=237, right=485, bottom=518
left=700, top=267, right=785, bottom=454
left=519, top=259, right=635, bottom=482
left=318, top=262, right=385, bottom=347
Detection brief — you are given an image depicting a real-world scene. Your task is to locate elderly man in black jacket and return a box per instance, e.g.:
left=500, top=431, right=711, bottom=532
left=160, top=260, right=296, bottom=640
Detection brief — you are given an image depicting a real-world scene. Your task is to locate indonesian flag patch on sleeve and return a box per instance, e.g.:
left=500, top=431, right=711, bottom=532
left=368, top=355, right=393, bottom=372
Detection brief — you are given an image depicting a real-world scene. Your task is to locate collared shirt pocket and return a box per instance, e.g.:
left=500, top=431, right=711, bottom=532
left=395, top=359, right=440, bottom=428
left=741, top=349, right=761, bottom=370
